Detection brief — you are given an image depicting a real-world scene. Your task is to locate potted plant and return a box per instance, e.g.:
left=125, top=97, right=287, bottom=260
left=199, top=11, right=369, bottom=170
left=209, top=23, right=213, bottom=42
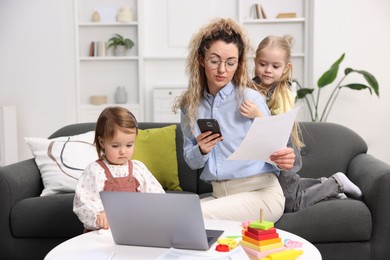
left=107, top=33, right=135, bottom=56
left=295, top=53, right=379, bottom=122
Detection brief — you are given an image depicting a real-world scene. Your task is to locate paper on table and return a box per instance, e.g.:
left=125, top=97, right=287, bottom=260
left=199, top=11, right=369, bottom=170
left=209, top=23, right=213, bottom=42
left=156, top=246, right=249, bottom=259
left=227, top=106, right=300, bottom=164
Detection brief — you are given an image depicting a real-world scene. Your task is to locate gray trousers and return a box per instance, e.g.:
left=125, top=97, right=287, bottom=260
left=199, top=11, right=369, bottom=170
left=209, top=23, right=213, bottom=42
left=278, top=171, right=341, bottom=213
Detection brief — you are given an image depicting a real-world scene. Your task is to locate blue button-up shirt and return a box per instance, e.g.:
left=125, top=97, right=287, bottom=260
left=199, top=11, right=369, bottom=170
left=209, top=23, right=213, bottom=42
left=181, top=82, right=280, bottom=182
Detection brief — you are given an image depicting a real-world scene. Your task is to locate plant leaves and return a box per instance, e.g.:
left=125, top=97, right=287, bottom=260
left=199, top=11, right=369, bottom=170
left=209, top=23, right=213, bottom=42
left=296, top=88, right=314, bottom=99
left=107, top=34, right=135, bottom=49
left=341, top=83, right=372, bottom=94
left=360, top=70, right=379, bottom=96
left=344, top=68, right=353, bottom=75
left=317, top=53, right=345, bottom=88
left=344, top=69, right=379, bottom=97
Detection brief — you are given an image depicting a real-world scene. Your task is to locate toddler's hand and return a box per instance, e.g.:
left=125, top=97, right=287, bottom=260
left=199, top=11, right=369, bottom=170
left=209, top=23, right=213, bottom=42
left=240, top=100, right=263, bottom=118
left=96, top=211, right=110, bottom=230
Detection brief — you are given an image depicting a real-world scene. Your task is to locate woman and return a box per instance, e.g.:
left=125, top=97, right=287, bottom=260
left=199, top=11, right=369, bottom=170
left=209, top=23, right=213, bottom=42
left=173, top=18, right=295, bottom=222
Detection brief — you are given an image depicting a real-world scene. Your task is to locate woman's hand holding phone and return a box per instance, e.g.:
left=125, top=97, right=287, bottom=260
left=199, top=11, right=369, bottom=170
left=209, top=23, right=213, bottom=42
left=196, top=131, right=223, bottom=155
left=196, top=119, right=223, bottom=155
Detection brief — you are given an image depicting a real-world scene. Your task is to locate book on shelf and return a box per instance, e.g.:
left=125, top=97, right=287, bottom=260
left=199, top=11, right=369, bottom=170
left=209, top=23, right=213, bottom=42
left=253, top=4, right=267, bottom=19
left=97, top=41, right=106, bottom=57
left=89, top=41, right=95, bottom=57
left=94, top=42, right=98, bottom=57
left=260, top=4, right=267, bottom=19
left=89, top=41, right=107, bottom=57
left=276, top=12, right=297, bottom=19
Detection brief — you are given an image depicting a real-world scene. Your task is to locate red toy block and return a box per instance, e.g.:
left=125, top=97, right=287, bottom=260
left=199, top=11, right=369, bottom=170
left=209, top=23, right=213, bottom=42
left=245, top=230, right=279, bottom=241
left=247, top=227, right=277, bottom=236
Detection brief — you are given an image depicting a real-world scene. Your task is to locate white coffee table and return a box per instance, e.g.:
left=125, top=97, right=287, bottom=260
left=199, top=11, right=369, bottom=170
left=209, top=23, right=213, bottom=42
left=45, top=219, right=321, bottom=260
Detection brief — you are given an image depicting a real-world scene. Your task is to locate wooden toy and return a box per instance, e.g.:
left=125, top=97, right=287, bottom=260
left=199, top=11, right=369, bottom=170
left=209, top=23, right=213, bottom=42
left=242, top=235, right=281, bottom=247
left=240, top=240, right=285, bottom=252
left=247, top=227, right=277, bottom=236
left=239, top=208, right=303, bottom=259
left=261, top=249, right=303, bottom=260
left=242, top=245, right=286, bottom=259
left=217, top=237, right=238, bottom=249
left=245, top=230, right=279, bottom=241
left=249, top=209, right=274, bottom=230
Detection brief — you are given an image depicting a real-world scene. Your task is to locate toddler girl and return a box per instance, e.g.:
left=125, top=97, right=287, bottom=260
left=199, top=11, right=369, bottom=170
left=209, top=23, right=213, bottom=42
left=73, top=106, right=164, bottom=231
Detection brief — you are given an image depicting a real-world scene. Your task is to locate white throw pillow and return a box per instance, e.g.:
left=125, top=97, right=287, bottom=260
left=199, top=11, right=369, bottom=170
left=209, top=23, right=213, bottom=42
left=25, top=131, right=98, bottom=196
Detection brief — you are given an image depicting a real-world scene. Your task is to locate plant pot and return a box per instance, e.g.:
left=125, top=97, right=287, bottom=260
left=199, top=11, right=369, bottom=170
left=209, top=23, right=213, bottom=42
left=114, top=46, right=127, bottom=56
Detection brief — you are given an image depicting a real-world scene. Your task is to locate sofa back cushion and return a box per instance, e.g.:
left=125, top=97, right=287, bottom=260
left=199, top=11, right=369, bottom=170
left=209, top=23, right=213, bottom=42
left=49, top=122, right=201, bottom=194
left=132, top=125, right=181, bottom=191
left=298, top=122, right=368, bottom=179
left=135, top=123, right=200, bottom=193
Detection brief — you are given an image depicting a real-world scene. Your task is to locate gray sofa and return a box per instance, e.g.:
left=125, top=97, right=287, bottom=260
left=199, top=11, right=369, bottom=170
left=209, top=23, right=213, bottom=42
left=1, top=122, right=390, bottom=260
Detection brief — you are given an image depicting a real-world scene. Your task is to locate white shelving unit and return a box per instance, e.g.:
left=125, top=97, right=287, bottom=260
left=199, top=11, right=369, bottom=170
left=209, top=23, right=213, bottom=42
left=74, top=0, right=311, bottom=122
left=74, top=0, right=144, bottom=122
left=238, top=0, right=311, bottom=87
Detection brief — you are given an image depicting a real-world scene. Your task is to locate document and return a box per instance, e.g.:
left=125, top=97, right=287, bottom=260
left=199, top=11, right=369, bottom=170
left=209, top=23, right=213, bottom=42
left=156, top=246, right=249, bottom=259
left=227, top=106, right=300, bottom=164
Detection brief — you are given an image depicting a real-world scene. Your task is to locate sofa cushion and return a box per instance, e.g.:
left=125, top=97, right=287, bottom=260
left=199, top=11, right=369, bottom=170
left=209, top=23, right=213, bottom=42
left=298, top=122, right=368, bottom=179
left=11, top=193, right=83, bottom=238
left=47, top=122, right=201, bottom=193
left=25, top=131, right=98, bottom=196
left=26, top=124, right=182, bottom=194
left=133, top=125, right=181, bottom=191
left=275, top=198, right=371, bottom=243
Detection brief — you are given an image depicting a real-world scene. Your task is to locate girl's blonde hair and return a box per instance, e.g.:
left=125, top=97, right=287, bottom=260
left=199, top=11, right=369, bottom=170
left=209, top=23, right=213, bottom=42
left=254, top=35, right=304, bottom=149
left=94, top=106, right=138, bottom=160
left=172, top=18, right=256, bottom=131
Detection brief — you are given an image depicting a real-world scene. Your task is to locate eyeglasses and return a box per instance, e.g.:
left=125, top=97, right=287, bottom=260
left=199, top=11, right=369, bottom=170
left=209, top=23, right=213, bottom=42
left=205, top=57, right=238, bottom=71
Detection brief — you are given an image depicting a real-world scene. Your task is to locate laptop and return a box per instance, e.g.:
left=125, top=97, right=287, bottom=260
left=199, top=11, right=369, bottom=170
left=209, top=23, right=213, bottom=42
left=100, top=191, right=224, bottom=250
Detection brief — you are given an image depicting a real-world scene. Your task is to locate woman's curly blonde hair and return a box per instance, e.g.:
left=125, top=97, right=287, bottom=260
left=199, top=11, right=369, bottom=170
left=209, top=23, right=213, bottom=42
left=172, top=18, right=256, bottom=131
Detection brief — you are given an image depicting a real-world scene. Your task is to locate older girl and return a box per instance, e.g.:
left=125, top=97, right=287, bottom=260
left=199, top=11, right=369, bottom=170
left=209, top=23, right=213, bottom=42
left=241, top=35, right=362, bottom=212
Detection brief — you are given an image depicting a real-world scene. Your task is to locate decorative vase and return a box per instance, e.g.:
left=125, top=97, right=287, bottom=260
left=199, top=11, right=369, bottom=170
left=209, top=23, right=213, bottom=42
left=117, top=6, right=134, bottom=22
left=91, top=11, right=101, bottom=22
left=114, top=86, right=127, bottom=104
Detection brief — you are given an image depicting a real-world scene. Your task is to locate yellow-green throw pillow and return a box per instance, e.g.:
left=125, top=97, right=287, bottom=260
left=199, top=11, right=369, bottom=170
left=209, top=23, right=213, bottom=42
left=133, top=125, right=181, bottom=191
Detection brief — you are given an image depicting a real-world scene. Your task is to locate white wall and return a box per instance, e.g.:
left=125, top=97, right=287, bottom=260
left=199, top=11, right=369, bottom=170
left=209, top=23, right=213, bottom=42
left=0, top=0, right=389, bottom=165
left=0, top=0, right=76, bottom=162
left=311, top=0, right=390, bottom=164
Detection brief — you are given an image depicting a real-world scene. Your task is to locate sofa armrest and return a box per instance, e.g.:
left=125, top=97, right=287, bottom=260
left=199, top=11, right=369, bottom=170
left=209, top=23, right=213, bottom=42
left=348, top=153, right=390, bottom=259
left=0, top=159, right=43, bottom=257
left=0, top=159, right=42, bottom=204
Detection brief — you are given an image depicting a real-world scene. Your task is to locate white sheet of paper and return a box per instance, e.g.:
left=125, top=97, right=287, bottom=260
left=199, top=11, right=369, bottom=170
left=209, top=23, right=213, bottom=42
left=227, top=106, right=300, bottom=164
left=156, top=246, right=249, bottom=259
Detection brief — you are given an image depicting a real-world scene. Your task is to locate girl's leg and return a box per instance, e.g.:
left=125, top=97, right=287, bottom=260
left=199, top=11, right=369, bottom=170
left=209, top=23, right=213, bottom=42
left=332, top=172, right=362, bottom=199
left=278, top=172, right=301, bottom=213
left=299, top=178, right=323, bottom=189
left=200, top=174, right=285, bottom=222
left=294, top=177, right=340, bottom=211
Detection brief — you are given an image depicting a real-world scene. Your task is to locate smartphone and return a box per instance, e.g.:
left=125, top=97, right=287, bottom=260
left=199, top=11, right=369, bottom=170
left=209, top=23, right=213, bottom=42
left=197, top=119, right=222, bottom=136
